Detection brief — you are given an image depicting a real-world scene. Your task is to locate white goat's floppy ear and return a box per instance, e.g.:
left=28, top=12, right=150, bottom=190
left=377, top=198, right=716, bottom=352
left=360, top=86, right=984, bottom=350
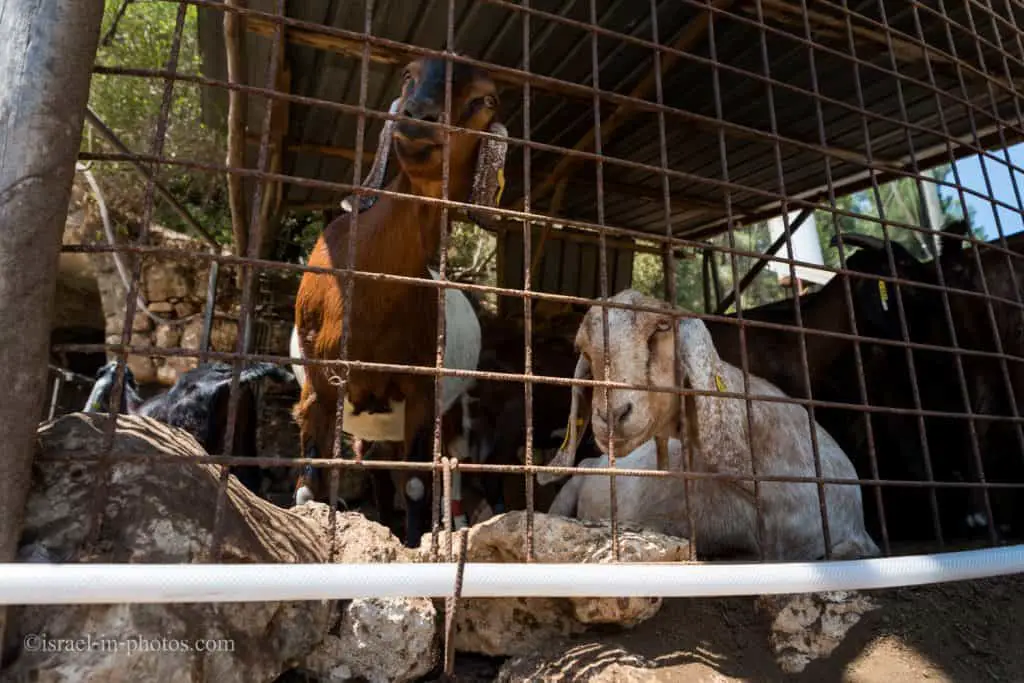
left=465, top=121, right=508, bottom=230
left=341, top=98, right=402, bottom=214
left=536, top=353, right=592, bottom=486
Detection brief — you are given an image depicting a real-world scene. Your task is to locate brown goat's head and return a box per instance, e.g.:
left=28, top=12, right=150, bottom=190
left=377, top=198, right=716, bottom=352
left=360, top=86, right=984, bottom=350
left=343, top=57, right=508, bottom=228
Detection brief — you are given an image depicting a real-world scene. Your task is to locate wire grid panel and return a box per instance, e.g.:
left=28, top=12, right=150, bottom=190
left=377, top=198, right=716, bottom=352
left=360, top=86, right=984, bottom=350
left=55, top=0, right=1024, bottom=593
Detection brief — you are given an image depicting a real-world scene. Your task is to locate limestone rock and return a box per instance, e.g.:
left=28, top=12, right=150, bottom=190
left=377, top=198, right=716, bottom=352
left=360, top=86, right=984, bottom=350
left=119, top=334, right=157, bottom=385
left=131, top=310, right=153, bottom=333
left=1, top=415, right=435, bottom=683
left=155, top=323, right=181, bottom=349
left=148, top=301, right=176, bottom=315
left=175, top=301, right=199, bottom=318
left=3, top=414, right=331, bottom=683
left=209, top=319, right=238, bottom=353
left=755, top=590, right=879, bottom=674
left=305, top=598, right=438, bottom=683
left=289, top=507, right=434, bottom=682
left=291, top=504, right=413, bottom=564
left=420, top=512, right=690, bottom=656
left=144, top=260, right=192, bottom=302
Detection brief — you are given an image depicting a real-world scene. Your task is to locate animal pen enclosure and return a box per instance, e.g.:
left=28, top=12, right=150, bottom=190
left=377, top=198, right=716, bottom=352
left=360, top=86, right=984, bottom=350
left=6, top=0, right=1024, bottom=679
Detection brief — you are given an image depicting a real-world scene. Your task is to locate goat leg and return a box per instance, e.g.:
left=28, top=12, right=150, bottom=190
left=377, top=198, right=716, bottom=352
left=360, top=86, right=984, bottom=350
left=481, top=469, right=506, bottom=514
left=400, top=424, right=434, bottom=549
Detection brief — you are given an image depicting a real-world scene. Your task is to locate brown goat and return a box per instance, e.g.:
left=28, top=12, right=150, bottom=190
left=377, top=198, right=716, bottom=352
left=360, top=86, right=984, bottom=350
left=292, top=58, right=508, bottom=546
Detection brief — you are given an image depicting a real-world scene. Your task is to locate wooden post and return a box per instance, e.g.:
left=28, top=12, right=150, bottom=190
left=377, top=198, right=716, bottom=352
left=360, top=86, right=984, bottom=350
left=224, top=0, right=250, bottom=259
left=255, top=55, right=291, bottom=260
left=0, top=0, right=103, bottom=654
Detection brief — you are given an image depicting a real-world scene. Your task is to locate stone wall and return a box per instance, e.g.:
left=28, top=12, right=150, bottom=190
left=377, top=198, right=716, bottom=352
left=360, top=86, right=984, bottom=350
left=63, top=200, right=298, bottom=387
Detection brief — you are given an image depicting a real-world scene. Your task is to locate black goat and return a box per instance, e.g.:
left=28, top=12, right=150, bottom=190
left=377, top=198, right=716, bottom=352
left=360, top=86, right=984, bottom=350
left=85, top=361, right=294, bottom=496
left=929, top=223, right=1024, bottom=538
left=704, top=222, right=984, bottom=545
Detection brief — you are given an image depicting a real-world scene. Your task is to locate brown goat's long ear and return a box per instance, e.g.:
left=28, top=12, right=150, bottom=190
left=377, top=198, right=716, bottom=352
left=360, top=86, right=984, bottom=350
left=341, top=98, right=402, bottom=214
left=466, top=121, right=509, bottom=230
left=536, top=353, right=592, bottom=486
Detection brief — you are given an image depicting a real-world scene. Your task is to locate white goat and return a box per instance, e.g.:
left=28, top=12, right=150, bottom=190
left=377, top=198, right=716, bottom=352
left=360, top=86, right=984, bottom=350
left=542, top=289, right=880, bottom=562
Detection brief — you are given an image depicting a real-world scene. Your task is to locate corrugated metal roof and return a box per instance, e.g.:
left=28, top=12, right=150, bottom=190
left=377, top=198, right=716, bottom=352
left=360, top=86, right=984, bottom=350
left=197, top=0, right=1024, bottom=246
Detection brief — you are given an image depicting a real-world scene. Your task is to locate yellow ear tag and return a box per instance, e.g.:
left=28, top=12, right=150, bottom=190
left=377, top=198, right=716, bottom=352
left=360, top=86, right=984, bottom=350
left=878, top=280, right=889, bottom=311
left=495, top=167, right=506, bottom=206
left=715, top=374, right=727, bottom=392
left=558, top=417, right=585, bottom=453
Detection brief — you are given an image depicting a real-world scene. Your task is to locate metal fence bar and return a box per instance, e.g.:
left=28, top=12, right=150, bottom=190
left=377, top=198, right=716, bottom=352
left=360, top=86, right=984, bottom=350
left=21, top=0, right=1024, bottom=631
left=76, top=124, right=1024, bottom=268
left=521, top=0, right=537, bottom=564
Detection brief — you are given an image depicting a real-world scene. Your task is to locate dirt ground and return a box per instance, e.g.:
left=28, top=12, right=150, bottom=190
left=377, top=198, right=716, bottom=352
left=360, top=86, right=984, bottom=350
left=451, top=570, right=1024, bottom=682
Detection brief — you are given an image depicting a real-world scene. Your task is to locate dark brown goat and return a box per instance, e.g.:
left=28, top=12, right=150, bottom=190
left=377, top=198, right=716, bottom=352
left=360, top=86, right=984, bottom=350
left=293, top=58, right=508, bottom=545
left=932, top=225, right=1024, bottom=537
left=459, top=317, right=594, bottom=516
left=703, top=223, right=980, bottom=544
left=704, top=233, right=947, bottom=401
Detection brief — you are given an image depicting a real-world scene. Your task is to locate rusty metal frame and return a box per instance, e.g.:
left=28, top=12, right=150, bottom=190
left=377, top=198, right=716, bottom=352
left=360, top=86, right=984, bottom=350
left=27, top=0, right=1024, bottom=670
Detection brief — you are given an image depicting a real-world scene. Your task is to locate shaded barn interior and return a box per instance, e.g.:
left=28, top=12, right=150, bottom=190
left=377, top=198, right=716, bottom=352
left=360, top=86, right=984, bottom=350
left=196, top=0, right=1024, bottom=271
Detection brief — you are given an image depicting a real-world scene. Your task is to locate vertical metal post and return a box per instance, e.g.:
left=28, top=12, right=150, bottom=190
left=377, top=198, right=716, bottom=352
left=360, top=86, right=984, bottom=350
left=199, top=260, right=220, bottom=359
left=0, top=0, right=104, bottom=656
left=47, top=374, right=64, bottom=422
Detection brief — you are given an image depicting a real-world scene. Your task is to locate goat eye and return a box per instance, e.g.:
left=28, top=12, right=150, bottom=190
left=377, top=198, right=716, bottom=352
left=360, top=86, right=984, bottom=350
left=483, top=95, right=497, bottom=109
left=655, top=320, right=671, bottom=333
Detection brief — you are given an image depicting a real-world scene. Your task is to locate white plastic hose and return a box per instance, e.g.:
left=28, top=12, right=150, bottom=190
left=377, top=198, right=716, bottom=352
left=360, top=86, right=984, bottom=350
left=1, top=545, right=1023, bottom=604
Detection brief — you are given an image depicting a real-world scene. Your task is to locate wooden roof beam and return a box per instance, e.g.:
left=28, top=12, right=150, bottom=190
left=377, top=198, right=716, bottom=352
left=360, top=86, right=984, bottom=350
left=245, top=10, right=898, bottom=181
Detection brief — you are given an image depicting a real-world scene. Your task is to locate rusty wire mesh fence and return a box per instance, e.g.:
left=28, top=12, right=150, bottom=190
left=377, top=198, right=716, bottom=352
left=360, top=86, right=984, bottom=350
left=44, top=0, right=1024, bottom=615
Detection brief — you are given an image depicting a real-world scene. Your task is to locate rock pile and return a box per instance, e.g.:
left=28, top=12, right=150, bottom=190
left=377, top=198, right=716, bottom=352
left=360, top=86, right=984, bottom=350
left=3, top=414, right=690, bottom=683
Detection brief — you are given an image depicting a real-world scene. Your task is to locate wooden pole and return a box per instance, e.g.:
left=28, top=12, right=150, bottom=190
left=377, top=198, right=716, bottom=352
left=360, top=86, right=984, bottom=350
left=255, top=55, right=291, bottom=260
left=225, top=0, right=250, bottom=259
left=0, top=0, right=103, bottom=656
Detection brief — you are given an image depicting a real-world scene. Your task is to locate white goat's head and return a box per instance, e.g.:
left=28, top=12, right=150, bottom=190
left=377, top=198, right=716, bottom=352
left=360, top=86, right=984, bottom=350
left=538, top=290, right=683, bottom=485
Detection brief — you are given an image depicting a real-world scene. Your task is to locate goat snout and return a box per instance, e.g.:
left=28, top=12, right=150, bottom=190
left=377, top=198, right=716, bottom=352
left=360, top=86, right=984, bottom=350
left=397, top=99, right=442, bottom=143
left=402, top=98, right=441, bottom=123
left=596, top=402, right=633, bottom=428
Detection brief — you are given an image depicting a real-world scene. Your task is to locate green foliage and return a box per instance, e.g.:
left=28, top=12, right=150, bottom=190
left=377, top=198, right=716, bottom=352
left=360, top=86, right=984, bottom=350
left=86, top=0, right=229, bottom=243
left=275, top=213, right=326, bottom=263
left=632, top=225, right=785, bottom=314
left=446, top=221, right=498, bottom=285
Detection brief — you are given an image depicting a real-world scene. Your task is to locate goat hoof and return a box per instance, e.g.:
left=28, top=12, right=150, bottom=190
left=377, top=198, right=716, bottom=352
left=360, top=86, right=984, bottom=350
left=405, top=477, right=426, bottom=501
